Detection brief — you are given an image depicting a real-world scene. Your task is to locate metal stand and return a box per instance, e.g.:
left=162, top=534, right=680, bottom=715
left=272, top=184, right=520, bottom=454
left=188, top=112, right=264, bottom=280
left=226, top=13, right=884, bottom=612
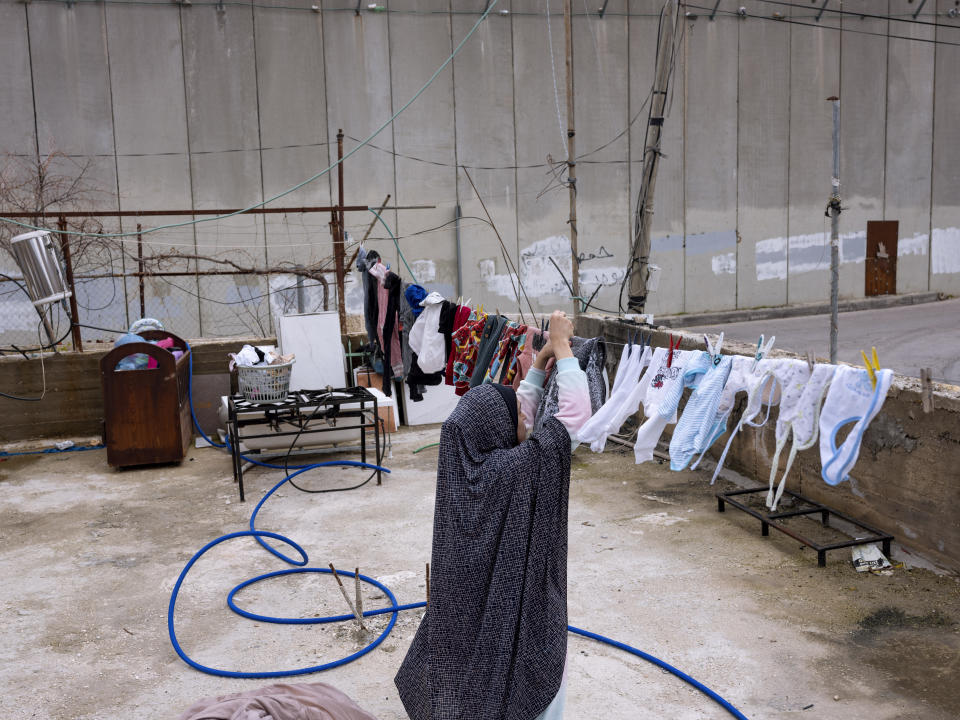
left=227, top=387, right=382, bottom=501
left=716, top=487, right=893, bottom=567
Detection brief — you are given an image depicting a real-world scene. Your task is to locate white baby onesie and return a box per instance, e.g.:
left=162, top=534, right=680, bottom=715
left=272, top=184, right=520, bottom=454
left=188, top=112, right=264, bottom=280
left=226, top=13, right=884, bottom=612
left=633, top=349, right=711, bottom=464
left=818, top=365, right=893, bottom=486
left=707, top=356, right=779, bottom=484
left=577, top=343, right=649, bottom=451
left=765, top=363, right=836, bottom=510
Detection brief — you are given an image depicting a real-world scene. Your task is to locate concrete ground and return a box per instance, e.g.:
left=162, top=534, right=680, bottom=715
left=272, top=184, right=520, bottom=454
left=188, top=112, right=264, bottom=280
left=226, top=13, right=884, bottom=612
left=685, top=297, right=960, bottom=386
left=1, top=427, right=958, bottom=720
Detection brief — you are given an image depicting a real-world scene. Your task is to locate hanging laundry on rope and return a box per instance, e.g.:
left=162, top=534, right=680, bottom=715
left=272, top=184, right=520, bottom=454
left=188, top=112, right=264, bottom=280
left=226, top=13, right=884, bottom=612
left=819, top=364, right=893, bottom=486
left=765, top=363, right=837, bottom=511
left=576, top=334, right=652, bottom=452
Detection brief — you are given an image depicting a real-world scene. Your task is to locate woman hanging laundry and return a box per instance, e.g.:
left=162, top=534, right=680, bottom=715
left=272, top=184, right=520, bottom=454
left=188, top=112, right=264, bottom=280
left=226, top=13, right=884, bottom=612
left=395, top=310, right=590, bottom=720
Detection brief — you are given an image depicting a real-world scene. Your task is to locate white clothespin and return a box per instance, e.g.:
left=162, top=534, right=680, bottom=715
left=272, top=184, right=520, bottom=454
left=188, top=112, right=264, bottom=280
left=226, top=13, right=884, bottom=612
left=752, top=334, right=776, bottom=372
left=704, top=332, right=725, bottom=367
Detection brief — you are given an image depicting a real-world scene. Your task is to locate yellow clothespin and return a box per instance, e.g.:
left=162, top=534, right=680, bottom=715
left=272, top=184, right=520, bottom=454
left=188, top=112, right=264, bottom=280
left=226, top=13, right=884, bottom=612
left=860, top=346, right=880, bottom=389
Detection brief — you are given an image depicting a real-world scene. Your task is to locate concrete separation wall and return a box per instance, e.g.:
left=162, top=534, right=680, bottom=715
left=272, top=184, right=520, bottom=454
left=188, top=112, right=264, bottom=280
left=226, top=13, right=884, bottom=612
left=1, top=1, right=959, bottom=323
left=577, top=314, right=960, bottom=573
left=0, top=337, right=269, bottom=443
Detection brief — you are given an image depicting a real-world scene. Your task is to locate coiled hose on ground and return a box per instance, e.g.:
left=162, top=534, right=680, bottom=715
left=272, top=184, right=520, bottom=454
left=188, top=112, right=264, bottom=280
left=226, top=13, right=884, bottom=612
left=168, top=347, right=750, bottom=719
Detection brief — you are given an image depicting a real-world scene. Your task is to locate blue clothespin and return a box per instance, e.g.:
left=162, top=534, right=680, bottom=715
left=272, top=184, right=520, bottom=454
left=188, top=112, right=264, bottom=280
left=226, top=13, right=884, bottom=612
left=752, top=334, right=776, bottom=372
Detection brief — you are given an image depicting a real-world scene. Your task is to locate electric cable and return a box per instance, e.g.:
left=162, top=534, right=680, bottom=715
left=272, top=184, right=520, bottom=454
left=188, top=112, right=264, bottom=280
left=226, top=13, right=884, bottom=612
left=0, top=0, right=503, bottom=239
left=683, top=2, right=960, bottom=48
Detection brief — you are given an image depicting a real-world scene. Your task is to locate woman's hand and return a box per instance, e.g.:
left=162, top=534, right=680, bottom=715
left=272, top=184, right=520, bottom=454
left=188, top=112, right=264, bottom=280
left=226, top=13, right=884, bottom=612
left=548, top=310, right=574, bottom=360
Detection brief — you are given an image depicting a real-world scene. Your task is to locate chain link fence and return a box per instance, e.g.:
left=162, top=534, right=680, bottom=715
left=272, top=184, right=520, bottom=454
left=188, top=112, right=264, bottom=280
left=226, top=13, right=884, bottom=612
left=0, top=214, right=369, bottom=351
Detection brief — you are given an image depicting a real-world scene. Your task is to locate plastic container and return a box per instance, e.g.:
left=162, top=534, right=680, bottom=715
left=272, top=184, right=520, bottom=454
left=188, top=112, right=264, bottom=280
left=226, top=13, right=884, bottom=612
left=237, top=360, right=295, bottom=403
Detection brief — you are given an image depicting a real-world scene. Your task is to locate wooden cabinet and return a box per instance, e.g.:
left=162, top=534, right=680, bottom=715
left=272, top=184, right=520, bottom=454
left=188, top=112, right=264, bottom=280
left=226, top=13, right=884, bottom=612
left=100, top=330, right=192, bottom=468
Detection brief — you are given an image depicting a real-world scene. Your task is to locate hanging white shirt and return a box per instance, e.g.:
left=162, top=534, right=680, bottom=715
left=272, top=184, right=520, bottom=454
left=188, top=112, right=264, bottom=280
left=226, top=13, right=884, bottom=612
left=408, top=292, right=446, bottom=373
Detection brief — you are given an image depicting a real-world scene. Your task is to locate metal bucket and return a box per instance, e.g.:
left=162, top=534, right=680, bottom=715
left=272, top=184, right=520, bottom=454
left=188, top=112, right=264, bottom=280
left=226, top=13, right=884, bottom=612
left=10, top=230, right=72, bottom=307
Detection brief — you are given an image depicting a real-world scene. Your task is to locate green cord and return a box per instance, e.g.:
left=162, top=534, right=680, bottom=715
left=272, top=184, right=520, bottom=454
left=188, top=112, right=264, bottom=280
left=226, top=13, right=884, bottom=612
left=367, top=207, right=418, bottom=284
left=412, top=442, right=440, bottom=454
left=0, top=0, right=500, bottom=239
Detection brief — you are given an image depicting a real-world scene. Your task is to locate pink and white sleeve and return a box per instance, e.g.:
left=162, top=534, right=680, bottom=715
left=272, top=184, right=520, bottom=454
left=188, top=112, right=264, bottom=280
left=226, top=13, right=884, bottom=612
left=554, top=357, right=592, bottom=445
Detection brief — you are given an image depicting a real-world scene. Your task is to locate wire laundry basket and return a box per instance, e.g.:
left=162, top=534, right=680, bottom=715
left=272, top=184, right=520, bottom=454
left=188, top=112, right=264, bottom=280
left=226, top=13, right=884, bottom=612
left=237, top=360, right=295, bottom=403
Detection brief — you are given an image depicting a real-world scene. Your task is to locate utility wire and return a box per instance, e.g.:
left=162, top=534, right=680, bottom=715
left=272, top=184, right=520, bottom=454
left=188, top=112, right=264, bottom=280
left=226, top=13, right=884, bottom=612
left=0, top=0, right=502, bottom=238
left=682, top=3, right=960, bottom=47
left=748, top=0, right=958, bottom=30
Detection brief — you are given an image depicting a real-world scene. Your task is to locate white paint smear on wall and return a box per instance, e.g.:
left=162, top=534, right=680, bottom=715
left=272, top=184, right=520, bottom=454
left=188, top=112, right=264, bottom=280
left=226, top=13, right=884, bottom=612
left=898, top=234, right=928, bottom=257
left=410, top=259, right=437, bottom=283
left=482, top=235, right=624, bottom=299
left=712, top=252, right=737, bottom=275
left=932, top=228, right=960, bottom=274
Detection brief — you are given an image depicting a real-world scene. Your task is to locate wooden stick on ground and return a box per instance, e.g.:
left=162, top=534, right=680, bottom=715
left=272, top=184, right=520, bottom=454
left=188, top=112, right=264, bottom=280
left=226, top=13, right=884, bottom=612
left=355, top=567, right=363, bottom=620
left=329, top=563, right=366, bottom=630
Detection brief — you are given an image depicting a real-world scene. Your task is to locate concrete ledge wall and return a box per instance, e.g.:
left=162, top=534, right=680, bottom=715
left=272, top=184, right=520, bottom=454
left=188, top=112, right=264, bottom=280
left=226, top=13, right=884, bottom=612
left=0, top=338, right=270, bottom=442
left=578, top=314, right=960, bottom=572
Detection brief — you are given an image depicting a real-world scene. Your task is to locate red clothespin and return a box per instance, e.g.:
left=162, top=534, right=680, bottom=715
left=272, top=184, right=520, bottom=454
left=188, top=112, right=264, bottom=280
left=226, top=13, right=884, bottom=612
left=667, top=334, right=681, bottom=367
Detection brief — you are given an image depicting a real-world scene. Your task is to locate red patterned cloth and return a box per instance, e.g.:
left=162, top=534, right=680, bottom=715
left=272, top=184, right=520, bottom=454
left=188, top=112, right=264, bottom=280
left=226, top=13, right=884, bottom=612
left=448, top=314, right=487, bottom=395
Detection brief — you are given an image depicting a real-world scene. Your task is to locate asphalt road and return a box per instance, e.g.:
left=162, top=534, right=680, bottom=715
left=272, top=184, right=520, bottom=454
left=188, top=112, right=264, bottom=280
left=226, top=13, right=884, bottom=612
left=686, top=297, right=960, bottom=386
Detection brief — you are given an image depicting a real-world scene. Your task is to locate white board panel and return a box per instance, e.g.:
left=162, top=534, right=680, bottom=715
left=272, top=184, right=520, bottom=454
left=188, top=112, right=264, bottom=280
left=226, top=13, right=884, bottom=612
left=277, top=311, right=346, bottom=390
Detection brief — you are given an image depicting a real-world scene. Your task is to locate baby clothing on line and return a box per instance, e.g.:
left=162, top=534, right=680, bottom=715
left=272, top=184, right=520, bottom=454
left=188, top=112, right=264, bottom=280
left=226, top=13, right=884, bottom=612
left=707, top=356, right=779, bottom=484
left=668, top=354, right=733, bottom=472
left=765, top=363, right=837, bottom=510
left=819, top=365, right=893, bottom=486
left=576, top=343, right=651, bottom=453
left=633, top=349, right=711, bottom=464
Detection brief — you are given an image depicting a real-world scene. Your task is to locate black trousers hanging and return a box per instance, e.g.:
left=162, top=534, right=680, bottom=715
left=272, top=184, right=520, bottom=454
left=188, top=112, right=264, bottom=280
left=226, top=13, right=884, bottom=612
left=381, top=272, right=403, bottom=396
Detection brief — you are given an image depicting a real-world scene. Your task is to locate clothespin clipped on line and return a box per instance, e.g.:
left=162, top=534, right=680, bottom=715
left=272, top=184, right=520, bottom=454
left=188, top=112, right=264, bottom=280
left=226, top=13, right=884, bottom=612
left=667, top=334, right=682, bottom=368
left=805, top=350, right=815, bottom=373
left=704, top=332, right=725, bottom=367
left=751, top=334, right=776, bottom=372
left=860, top=346, right=881, bottom=390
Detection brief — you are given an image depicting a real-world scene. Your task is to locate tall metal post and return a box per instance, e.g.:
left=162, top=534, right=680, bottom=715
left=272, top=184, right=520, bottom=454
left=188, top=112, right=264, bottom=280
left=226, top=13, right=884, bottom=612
left=295, top=264, right=305, bottom=314
left=563, top=0, right=579, bottom=313
left=627, top=0, right=674, bottom=312
left=137, top=223, right=146, bottom=319
left=334, top=129, right=347, bottom=331
left=58, top=216, right=84, bottom=352
left=828, top=97, right=841, bottom=364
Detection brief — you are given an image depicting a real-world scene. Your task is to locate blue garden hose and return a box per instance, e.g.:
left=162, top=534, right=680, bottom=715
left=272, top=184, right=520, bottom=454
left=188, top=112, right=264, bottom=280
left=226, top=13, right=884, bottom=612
left=175, top=344, right=750, bottom=719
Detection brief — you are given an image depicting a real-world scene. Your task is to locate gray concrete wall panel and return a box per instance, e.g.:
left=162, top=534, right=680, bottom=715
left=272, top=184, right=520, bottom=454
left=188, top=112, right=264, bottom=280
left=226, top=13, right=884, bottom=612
left=570, top=10, right=630, bottom=315
left=682, top=15, right=738, bottom=313
left=511, top=0, right=574, bottom=312
left=0, top=4, right=37, bottom=157
left=885, top=1, right=935, bottom=295
left=838, top=0, right=888, bottom=301
left=453, top=6, right=519, bottom=307
left=930, top=1, right=960, bottom=295
left=27, top=3, right=115, bottom=157
left=735, top=0, right=790, bottom=311
left=105, top=4, right=189, bottom=156
left=388, top=0, right=458, bottom=298
left=786, top=8, right=840, bottom=305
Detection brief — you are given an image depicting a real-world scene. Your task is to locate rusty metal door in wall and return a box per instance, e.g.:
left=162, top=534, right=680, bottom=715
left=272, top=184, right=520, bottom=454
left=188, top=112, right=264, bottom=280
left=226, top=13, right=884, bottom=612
left=865, top=221, right=898, bottom=296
